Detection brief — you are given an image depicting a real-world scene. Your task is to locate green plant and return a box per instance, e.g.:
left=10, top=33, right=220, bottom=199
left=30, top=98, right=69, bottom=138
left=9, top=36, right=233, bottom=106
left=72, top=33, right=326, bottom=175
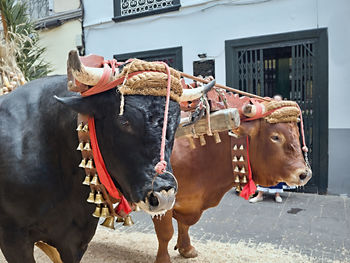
left=0, top=0, right=51, bottom=80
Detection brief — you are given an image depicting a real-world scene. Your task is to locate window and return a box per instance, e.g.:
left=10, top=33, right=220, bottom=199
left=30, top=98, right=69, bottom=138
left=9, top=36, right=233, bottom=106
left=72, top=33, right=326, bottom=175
left=114, top=46, right=183, bottom=71
left=21, top=0, right=82, bottom=29
left=113, top=0, right=181, bottom=22
left=25, top=0, right=52, bottom=21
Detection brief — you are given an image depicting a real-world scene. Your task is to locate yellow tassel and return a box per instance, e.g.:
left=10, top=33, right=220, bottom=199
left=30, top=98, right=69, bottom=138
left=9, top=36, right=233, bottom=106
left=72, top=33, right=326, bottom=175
left=2, top=73, right=10, bottom=88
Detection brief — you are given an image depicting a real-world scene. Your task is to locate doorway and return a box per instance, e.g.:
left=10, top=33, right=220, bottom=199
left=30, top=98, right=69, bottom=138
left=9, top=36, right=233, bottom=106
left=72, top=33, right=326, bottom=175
left=225, top=29, right=328, bottom=193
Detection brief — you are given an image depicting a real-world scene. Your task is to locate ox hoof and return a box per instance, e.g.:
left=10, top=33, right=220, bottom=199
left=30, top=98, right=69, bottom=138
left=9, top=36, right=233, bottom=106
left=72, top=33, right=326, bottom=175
left=178, top=246, right=198, bottom=258
left=154, top=254, right=171, bottom=263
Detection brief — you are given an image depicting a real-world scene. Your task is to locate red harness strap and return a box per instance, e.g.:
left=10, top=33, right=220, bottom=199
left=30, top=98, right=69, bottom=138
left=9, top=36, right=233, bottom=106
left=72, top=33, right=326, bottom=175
left=88, top=117, right=132, bottom=214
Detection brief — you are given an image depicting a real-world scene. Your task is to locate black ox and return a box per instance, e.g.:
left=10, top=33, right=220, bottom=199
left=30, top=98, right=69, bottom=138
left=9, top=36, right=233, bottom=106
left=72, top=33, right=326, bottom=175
left=0, top=52, right=213, bottom=262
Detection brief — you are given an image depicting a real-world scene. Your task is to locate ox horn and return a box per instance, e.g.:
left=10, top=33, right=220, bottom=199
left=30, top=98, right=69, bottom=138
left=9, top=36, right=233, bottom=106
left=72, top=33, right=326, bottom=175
left=68, top=50, right=114, bottom=86
left=242, top=103, right=266, bottom=117
left=179, top=80, right=216, bottom=102
left=242, top=104, right=257, bottom=117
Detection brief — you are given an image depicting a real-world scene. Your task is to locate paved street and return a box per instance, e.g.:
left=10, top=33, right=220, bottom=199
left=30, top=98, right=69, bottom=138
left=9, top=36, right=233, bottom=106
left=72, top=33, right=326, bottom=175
left=120, top=189, right=350, bottom=262
left=1, top=190, right=349, bottom=262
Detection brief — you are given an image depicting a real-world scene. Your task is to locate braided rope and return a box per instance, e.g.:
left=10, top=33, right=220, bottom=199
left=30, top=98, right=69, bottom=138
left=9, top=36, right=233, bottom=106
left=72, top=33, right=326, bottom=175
left=120, top=59, right=181, bottom=79
left=263, top=100, right=300, bottom=124
left=119, top=71, right=182, bottom=102
left=265, top=100, right=298, bottom=111
left=264, top=106, right=300, bottom=124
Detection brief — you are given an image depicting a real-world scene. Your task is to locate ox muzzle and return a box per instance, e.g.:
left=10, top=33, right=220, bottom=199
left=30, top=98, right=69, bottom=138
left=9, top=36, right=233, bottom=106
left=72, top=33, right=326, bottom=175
left=290, top=166, right=312, bottom=187
left=137, top=187, right=176, bottom=218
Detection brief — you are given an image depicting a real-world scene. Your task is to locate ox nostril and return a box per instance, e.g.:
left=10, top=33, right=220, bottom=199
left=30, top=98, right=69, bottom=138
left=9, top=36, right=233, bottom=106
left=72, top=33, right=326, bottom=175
left=148, top=193, right=159, bottom=207
left=163, top=186, right=172, bottom=191
left=299, top=173, right=307, bottom=180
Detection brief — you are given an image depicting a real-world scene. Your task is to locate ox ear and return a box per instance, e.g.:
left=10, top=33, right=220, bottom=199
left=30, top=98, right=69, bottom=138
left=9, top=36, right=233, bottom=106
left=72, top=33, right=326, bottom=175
left=54, top=95, right=97, bottom=116
left=231, top=121, right=258, bottom=138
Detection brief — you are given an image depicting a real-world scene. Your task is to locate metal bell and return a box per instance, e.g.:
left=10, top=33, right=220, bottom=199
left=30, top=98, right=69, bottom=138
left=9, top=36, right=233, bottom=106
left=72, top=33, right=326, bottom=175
left=239, top=156, right=244, bottom=162
left=86, top=159, right=94, bottom=169
left=235, top=175, right=240, bottom=183
left=90, top=174, right=99, bottom=185
left=76, top=122, right=83, bottom=131
left=82, top=123, right=89, bottom=132
left=94, top=191, right=104, bottom=204
left=123, top=215, right=134, bottom=226
left=240, top=167, right=246, bottom=174
left=234, top=166, right=239, bottom=173
left=116, top=217, right=125, bottom=223
left=82, top=174, right=91, bottom=185
left=199, top=134, right=206, bottom=146
left=101, top=216, right=115, bottom=230
left=101, top=204, right=110, bottom=217
left=233, top=144, right=238, bottom=150
left=83, top=142, right=91, bottom=151
left=239, top=145, right=244, bottom=150
left=232, top=156, right=238, bottom=162
left=79, top=158, right=87, bottom=168
left=242, top=176, right=247, bottom=183
left=84, top=142, right=91, bottom=151
left=92, top=204, right=101, bottom=218
left=76, top=142, right=84, bottom=151
left=134, top=205, right=141, bottom=212
left=87, top=190, right=95, bottom=203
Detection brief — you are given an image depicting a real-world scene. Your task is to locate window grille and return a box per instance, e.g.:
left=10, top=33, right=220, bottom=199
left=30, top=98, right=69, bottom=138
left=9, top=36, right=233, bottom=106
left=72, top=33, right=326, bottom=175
left=23, top=0, right=51, bottom=21
left=113, top=0, right=181, bottom=22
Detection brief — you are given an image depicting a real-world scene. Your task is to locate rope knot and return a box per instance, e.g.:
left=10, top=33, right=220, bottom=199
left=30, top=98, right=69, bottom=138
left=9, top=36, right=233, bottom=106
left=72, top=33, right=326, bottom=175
left=302, top=146, right=308, bottom=153
left=155, top=160, right=167, bottom=175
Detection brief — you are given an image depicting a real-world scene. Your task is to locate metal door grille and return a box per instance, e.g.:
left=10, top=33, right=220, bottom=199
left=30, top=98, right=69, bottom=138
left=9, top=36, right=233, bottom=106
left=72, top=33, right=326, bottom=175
left=291, top=43, right=314, bottom=167
left=237, top=49, right=264, bottom=96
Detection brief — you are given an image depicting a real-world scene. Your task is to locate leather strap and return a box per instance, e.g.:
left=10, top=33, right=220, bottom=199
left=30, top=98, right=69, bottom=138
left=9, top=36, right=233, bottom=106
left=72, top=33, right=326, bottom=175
left=77, top=114, right=126, bottom=217
left=231, top=136, right=249, bottom=191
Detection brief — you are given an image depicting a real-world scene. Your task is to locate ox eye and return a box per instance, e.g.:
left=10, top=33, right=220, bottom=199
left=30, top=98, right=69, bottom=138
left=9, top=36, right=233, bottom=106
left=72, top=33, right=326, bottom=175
left=117, top=116, right=134, bottom=133
left=271, top=135, right=280, bottom=142
left=118, top=116, right=129, bottom=126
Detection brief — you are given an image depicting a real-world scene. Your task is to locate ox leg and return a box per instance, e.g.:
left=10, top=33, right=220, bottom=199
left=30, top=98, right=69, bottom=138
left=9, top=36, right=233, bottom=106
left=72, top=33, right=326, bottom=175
left=175, top=221, right=198, bottom=258
left=0, top=228, right=35, bottom=263
left=152, top=210, right=174, bottom=263
left=35, top=241, right=63, bottom=263
left=54, top=236, right=90, bottom=263
left=52, top=220, right=97, bottom=263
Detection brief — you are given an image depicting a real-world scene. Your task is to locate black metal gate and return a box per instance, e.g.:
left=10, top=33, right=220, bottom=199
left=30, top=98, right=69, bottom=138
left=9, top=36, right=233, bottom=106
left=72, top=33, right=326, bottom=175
left=226, top=29, right=328, bottom=193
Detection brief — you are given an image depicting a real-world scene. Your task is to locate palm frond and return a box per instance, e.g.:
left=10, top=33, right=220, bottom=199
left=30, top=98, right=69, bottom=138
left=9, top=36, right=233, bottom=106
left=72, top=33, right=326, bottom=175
left=1, top=0, right=52, bottom=81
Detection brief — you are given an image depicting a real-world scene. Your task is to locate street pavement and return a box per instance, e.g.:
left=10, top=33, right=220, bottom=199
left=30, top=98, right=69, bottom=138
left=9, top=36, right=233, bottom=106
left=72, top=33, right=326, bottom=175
left=120, top=189, right=350, bottom=263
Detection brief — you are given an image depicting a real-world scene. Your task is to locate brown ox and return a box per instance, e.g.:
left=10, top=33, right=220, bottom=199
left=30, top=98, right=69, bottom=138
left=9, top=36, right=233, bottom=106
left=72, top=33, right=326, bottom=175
left=152, top=98, right=312, bottom=263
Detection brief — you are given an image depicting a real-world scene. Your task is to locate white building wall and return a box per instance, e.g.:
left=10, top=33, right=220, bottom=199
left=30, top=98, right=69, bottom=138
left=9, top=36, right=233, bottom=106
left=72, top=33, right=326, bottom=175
left=83, top=0, right=350, bottom=194
left=39, top=20, right=82, bottom=74
left=318, top=0, right=350, bottom=129
left=84, top=0, right=350, bottom=129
